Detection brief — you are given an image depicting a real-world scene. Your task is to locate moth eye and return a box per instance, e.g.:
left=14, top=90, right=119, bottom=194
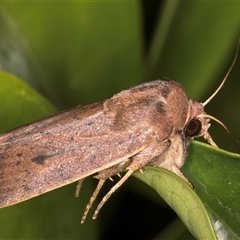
left=185, top=119, right=202, bottom=137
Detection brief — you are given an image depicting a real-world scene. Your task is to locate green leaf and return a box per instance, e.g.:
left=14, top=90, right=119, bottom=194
left=182, top=141, right=240, bottom=239
left=133, top=166, right=217, bottom=240
left=147, top=1, right=240, bottom=99
left=0, top=70, right=56, bottom=132
left=1, top=2, right=143, bottom=108
left=134, top=141, right=240, bottom=239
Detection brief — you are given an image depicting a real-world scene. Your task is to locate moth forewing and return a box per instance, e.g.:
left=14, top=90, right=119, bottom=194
left=0, top=101, right=156, bottom=209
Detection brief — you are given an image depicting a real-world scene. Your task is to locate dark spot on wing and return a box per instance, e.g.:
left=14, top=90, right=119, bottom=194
left=23, top=184, right=31, bottom=192
left=31, top=154, right=55, bottom=164
left=86, top=121, right=94, bottom=126
left=118, top=140, right=124, bottom=145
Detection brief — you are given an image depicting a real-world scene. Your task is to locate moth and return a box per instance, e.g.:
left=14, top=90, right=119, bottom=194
left=0, top=41, right=238, bottom=224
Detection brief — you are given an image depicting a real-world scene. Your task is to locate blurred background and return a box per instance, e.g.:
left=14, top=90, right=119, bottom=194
left=0, top=1, right=239, bottom=239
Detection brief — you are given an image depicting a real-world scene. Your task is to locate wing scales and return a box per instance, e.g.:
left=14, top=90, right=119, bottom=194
left=0, top=102, right=155, bottom=208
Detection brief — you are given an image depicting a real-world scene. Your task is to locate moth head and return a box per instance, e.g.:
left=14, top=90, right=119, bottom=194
left=184, top=100, right=211, bottom=140
left=185, top=99, right=238, bottom=149
left=184, top=100, right=231, bottom=148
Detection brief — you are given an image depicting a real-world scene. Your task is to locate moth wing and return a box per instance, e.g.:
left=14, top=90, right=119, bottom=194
left=0, top=102, right=155, bottom=208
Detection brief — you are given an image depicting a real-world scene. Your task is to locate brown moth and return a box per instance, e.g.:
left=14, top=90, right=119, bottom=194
left=0, top=40, right=239, bottom=223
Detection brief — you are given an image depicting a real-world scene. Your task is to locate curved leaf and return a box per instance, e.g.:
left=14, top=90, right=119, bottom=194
left=133, top=167, right=217, bottom=239
left=134, top=141, right=240, bottom=239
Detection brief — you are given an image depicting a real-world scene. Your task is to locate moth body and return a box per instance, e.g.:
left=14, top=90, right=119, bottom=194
left=0, top=80, right=213, bottom=221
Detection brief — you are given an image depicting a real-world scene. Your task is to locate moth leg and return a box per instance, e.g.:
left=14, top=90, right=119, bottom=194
left=92, top=169, right=134, bottom=220
left=94, top=158, right=131, bottom=180
left=92, top=140, right=169, bottom=220
left=81, top=179, right=106, bottom=224
left=81, top=159, right=132, bottom=223
left=75, top=179, right=85, bottom=197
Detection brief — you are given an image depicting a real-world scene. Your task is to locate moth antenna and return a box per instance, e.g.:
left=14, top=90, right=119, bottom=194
left=203, top=37, right=240, bottom=107
left=199, top=114, right=240, bottom=153
left=81, top=179, right=106, bottom=224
